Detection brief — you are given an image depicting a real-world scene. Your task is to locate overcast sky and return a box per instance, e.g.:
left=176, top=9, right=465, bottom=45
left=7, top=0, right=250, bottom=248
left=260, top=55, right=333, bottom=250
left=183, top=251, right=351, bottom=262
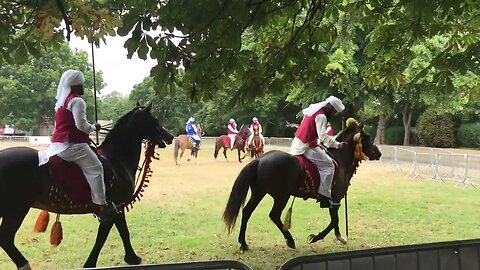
left=69, top=35, right=156, bottom=97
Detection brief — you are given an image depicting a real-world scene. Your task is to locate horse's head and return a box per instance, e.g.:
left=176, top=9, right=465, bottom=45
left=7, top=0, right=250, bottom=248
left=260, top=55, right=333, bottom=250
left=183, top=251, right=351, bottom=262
left=238, top=125, right=251, bottom=139
left=197, top=124, right=205, bottom=137
left=130, top=103, right=174, bottom=148
left=335, top=118, right=382, bottom=161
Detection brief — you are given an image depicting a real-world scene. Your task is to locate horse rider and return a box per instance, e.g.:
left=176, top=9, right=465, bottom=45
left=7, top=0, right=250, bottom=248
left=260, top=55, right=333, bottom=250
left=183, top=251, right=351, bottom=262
left=246, top=117, right=265, bottom=151
left=38, top=69, right=119, bottom=223
left=227, top=118, right=239, bottom=150
left=186, top=116, right=201, bottom=149
left=289, top=96, right=347, bottom=208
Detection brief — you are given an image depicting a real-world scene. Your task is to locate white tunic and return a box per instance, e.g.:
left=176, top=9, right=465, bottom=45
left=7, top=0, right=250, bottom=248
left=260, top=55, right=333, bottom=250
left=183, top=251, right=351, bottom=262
left=38, top=97, right=96, bottom=165
left=289, top=114, right=340, bottom=155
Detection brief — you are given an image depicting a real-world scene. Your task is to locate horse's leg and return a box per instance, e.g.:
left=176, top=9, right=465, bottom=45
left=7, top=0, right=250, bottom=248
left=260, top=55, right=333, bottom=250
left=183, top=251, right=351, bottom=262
left=269, top=195, right=296, bottom=249
left=238, top=148, right=247, bottom=162
left=223, top=147, right=228, bottom=161
left=179, top=149, right=185, bottom=165
left=238, top=190, right=266, bottom=252
left=83, top=220, right=115, bottom=268
left=332, top=206, right=347, bottom=244
left=115, top=212, right=142, bottom=265
left=308, top=206, right=345, bottom=244
left=0, top=208, right=30, bottom=269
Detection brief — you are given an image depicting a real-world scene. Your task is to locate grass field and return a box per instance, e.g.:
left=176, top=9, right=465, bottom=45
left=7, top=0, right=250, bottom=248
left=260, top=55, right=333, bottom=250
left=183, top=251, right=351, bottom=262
left=0, top=141, right=479, bottom=270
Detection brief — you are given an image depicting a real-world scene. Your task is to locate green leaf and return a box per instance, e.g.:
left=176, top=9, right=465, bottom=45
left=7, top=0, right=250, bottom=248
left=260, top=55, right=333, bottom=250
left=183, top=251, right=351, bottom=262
left=25, top=42, right=42, bottom=58
left=137, top=37, right=148, bottom=60
left=14, top=42, right=29, bottom=64
left=0, top=49, right=14, bottom=64
left=124, top=37, right=140, bottom=59
left=117, top=13, right=139, bottom=36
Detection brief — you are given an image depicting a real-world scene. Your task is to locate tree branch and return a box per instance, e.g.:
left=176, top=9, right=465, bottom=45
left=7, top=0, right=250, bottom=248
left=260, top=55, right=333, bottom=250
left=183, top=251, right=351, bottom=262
left=55, top=0, right=71, bottom=41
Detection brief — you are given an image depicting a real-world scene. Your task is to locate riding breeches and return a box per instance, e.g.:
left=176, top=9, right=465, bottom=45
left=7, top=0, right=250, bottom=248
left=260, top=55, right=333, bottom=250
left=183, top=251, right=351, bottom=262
left=303, top=147, right=335, bottom=198
left=228, top=134, right=237, bottom=149
left=56, top=144, right=107, bottom=205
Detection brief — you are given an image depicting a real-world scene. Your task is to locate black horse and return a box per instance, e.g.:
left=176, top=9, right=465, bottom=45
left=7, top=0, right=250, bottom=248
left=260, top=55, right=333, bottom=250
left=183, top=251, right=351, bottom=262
left=223, top=121, right=382, bottom=251
left=0, top=103, right=174, bottom=269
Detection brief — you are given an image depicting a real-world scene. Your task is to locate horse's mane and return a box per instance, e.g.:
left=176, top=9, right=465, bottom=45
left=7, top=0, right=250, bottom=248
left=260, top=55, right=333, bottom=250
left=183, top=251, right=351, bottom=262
left=100, top=107, right=138, bottom=147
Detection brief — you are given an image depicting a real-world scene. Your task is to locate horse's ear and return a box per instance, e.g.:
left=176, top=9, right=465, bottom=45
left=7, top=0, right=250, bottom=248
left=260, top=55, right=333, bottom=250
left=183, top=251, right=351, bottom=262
left=359, top=122, right=364, bottom=130
left=136, top=101, right=141, bottom=107
left=145, top=102, right=152, bottom=112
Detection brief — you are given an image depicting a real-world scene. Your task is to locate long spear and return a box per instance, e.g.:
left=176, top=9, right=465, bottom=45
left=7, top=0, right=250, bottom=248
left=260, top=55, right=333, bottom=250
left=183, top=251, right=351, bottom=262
left=91, top=43, right=99, bottom=145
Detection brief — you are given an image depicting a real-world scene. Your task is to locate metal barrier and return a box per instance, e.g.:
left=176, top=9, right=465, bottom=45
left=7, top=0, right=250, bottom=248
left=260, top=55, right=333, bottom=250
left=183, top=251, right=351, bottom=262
left=93, top=260, right=252, bottom=270
left=377, top=145, right=480, bottom=189
left=279, top=238, right=480, bottom=270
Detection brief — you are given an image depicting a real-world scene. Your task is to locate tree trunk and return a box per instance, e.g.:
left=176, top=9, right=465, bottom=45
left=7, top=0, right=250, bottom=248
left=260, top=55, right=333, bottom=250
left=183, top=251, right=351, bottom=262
left=402, top=106, right=413, bottom=146
left=374, top=113, right=392, bottom=144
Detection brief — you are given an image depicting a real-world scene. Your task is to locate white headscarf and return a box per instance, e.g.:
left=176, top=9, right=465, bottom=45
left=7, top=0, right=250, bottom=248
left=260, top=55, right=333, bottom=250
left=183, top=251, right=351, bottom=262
left=187, top=117, right=195, bottom=123
left=301, top=96, right=345, bottom=116
left=55, top=70, right=85, bottom=112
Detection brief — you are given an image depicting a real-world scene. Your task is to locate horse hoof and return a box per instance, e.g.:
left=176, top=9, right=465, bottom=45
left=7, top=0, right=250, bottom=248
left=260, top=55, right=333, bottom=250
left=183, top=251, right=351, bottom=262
left=286, top=239, right=296, bottom=249
left=307, top=234, right=319, bottom=244
left=18, top=263, right=32, bottom=270
left=336, top=235, right=348, bottom=244
left=124, top=254, right=142, bottom=265
left=240, top=244, right=249, bottom=252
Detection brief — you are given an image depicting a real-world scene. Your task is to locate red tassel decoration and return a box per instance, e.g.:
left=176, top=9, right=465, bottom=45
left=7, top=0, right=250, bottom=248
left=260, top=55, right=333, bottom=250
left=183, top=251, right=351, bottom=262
left=50, top=214, right=63, bottom=247
left=33, top=210, right=50, bottom=233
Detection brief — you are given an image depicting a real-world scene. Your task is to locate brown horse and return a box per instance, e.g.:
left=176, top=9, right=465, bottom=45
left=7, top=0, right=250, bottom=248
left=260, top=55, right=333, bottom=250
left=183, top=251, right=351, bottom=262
left=248, top=133, right=264, bottom=159
left=214, top=125, right=250, bottom=163
left=222, top=120, right=382, bottom=251
left=173, top=124, right=204, bottom=166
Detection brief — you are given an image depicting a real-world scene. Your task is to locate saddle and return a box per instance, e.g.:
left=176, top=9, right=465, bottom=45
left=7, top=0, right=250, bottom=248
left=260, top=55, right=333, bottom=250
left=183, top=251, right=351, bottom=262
left=224, top=135, right=239, bottom=148
left=295, top=154, right=339, bottom=200
left=46, top=148, right=113, bottom=208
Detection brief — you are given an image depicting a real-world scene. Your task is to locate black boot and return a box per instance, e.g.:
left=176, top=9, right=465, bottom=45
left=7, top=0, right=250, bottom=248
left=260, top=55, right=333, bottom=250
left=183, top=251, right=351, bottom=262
left=316, top=194, right=332, bottom=208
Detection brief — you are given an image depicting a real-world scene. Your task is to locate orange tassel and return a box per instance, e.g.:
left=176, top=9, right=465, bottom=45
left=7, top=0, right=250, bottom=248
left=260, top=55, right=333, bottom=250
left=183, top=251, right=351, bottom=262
left=50, top=214, right=63, bottom=247
left=33, top=210, right=50, bottom=233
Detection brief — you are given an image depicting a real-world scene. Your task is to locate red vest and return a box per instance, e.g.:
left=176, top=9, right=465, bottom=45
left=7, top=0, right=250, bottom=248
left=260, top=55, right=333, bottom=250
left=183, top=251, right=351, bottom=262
left=227, top=123, right=237, bottom=135
left=51, top=93, right=90, bottom=143
left=294, top=108, right=326, bottom=145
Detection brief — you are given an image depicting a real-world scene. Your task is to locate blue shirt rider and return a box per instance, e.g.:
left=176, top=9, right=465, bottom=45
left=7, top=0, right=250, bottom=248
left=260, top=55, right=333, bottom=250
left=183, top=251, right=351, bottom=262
left=186, top=117, right=201, bottom=148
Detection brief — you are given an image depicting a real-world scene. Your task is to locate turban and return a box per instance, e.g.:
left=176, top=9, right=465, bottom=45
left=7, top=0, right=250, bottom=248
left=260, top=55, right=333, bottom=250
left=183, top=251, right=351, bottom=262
left=301, top=95, right=345, bottom=116
left=55, top=70, right=85, bottom=112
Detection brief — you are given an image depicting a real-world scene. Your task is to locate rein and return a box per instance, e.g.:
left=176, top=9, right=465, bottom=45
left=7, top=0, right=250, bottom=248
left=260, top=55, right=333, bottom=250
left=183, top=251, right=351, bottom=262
left=125, top=140, right=158, bottom=211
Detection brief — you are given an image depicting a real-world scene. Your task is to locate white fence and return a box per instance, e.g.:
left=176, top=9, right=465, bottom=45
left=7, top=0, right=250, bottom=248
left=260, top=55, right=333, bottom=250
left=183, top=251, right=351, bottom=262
left=377, top=145, right=480, bottom=189
left=2, top=135, right=479, bottom=189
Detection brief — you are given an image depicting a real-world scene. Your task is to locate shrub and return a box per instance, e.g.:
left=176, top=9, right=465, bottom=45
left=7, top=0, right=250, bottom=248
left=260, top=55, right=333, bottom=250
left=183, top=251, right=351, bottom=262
left=457, top=123, right=480, bottom=148
left=385, top=126, right=404, bottom=145
left=416, top=109, right=456, bottom=148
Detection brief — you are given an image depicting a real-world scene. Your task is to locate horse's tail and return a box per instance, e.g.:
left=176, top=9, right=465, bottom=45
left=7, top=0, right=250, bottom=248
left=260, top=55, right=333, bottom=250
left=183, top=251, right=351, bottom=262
left=173, top=138, right=180, bottom=162
left=214, top=138, right=219, bottom=159
left=223, top=159, right=259, bottom=234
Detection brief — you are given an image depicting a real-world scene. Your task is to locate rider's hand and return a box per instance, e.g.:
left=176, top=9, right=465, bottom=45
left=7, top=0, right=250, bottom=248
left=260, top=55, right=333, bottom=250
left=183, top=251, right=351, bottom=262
left=337, top=142, right=348, bottom=150
left=94, top=123, right=101, bottom=131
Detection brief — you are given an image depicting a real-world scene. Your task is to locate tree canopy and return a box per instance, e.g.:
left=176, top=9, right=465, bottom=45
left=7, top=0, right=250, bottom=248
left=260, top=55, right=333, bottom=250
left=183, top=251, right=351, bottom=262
left=2, top=0, right=478, bottom=101
left=0, top=43, right=103, bottom=132
left=1, top=0, right=479, bottom=144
